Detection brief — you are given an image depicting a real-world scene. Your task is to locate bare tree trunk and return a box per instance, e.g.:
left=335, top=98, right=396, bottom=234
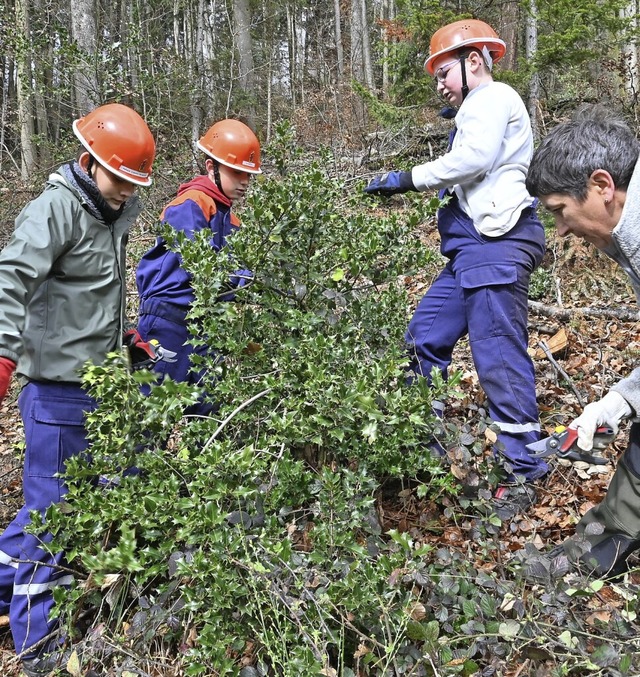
left=190, top=0, right=206, bottom=162
left=0, top=55, right=12, bottom=170
left=29, top=0, right=50, bottom=166
left=120, top=0, right=141, bottom=111
left=351, top=0, right=373, bottom=87
left=233, top=0, right=256, bottom=128
left=378, top=0, right=396, bottom=96
left=525, top=0, right=540, bottom=140
left=201, top=0, right=217, bottom=121
left=360, top=0, right=373, bottom=88
left=173, top=0, right=182, bottom=55
left=70, top=0, right=99, bottom=113
left=287, top=5, right=297, bottom=108
left=620, top=0, right=639, bottom=102
left=333, top=0, right=344, bottom=81
left=15, top=0, right=36, bottom=180
left=350, top=0, right=361, bottom=82
left=262, top=0, right=273, bottom=140
left=499, top=1, right=519, bottom=71
left=350, top=0, right=370, bottom=124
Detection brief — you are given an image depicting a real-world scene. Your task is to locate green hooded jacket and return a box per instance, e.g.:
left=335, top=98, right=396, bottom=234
left=0, top=168, right=142, bottom=383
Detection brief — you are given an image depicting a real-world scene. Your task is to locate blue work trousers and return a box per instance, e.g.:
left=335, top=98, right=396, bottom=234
left=406, top=198, right=548, bottom=482
left=0, top=382, right=95, bottom=657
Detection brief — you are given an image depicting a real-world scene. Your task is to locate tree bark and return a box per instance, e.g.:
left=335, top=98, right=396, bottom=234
left=499, top=1, right=519, bottom=72
left=525, top=0, right=540, bottom=140
left=360, top=0, right=374, bottom=88
left=233, top=0, right=256, bottom=128
left=286, top=5, right=297, bottom=108
left=70, top=0, right=99, bottom=113
left=15, top=0, right=36, bottom=180
left=529, top=300, right=640, bottom=322
left=333, top=0, right=344, bottom=81
left=190, top=0, right=206, bottom=165
left=620, top=0, right=639, bottom=98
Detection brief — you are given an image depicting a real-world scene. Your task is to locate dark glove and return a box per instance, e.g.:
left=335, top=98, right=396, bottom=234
left=0, top=356, right=16, bottom=402
left=123, top=328, right=177, bottom=370
left=364, top=171, right=416, bottom=197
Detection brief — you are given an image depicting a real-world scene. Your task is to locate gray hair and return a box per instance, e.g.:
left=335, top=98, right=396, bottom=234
left=526, top=105, right=640, bottom=202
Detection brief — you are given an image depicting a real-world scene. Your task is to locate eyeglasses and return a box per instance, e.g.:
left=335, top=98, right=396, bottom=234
left=433, top=60, right=460, bottom=84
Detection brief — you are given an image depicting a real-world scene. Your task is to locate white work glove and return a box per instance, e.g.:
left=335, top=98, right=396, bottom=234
left=570, top=391, right=632, bottom=451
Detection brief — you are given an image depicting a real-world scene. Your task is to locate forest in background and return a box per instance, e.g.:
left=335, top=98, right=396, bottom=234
left=2, top=0, right=640, bottom=187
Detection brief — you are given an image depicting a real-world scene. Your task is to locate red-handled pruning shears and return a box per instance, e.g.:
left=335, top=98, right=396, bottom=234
left=525, top=425, right=615, bottom=465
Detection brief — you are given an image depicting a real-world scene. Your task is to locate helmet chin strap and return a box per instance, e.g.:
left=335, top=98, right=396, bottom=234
left=212, top=161, right=229, bottom=197
left=459, top=54, right=469, bottom=100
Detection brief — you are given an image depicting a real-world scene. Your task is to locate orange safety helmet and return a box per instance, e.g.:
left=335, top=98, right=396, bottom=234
left=197, top=119, right=262, bottom=174
left=72, top=103, right=156, bottom=186
left=424, top=19, right=506, bottom=75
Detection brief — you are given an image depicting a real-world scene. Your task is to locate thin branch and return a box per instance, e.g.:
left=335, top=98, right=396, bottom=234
left=201, top=387, right=273, bottom=451
left=538, top=340, right=584, bottom=408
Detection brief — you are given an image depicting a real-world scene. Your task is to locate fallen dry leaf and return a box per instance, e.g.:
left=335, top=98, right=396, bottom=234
left=585, top=611, right=611, bottom=626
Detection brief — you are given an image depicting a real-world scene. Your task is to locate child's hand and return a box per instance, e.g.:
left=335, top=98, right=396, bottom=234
left=364, top=171, right=416, bottom=197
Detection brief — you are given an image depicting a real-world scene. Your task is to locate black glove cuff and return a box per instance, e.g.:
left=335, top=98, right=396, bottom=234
left=399, top=171, right=416, bottom=192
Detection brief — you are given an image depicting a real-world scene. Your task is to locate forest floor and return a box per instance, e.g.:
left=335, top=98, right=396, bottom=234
left=0, top=217, right=639, bottom=675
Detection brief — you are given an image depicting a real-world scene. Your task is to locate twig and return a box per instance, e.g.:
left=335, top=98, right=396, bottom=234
left=14, top=628, right=63, bottom=660
left=201, top=388, right=273, bottom=452
left=538, top=340, right=584, bottom=408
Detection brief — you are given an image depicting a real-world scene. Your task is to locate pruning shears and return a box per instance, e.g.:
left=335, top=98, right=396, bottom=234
left=123, top=328, right=178, bottom=371
left=525, top=425, right=615, bottom=465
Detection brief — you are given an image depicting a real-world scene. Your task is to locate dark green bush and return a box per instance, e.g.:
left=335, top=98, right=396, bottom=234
left=38, top=122, right=461, bottom=674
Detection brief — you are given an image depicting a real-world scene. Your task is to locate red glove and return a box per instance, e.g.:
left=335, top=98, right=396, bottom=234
left=0, top=357, right=16, bottom=401
left=123, top=328, right=177, bottom=370
left=123, top=328, right=161, bottom=370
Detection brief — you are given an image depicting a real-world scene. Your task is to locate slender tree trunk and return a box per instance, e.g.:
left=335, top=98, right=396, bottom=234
left=333, top=0, right=344, bottom=81
left=287, top=6, right=297, bottom=108
left=189, top=0, right=205, bottom=165
left=350, top=0, right=363, bottom=82
left=379, top=0, right=396, bottom=96
left=15, top=0, right=36, bottom=179
left=233, top=0, right=256, bottom=127
left=0, top=55, right=11, bottom=170
left=500, top=1, right=519, bottom=71
left=360, top=0, right=373, bottom=88
left=173, top=0, right=182, bottom=54
left=30, top=0, right=50, bottom=166
left=351, top=0, right=373, bottom=87
left=350, top=0, right=370, bottom=124
left=620, top=0, right=639, bottom=102
left=263, top=0, right=273, bottom=139
left=70, top=0, right=99, bottom=113
left=525, top=0, right=540, bottom=140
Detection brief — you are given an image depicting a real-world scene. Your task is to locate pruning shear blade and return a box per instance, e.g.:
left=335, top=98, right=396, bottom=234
left=525, top=425, right=614, bottom=465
